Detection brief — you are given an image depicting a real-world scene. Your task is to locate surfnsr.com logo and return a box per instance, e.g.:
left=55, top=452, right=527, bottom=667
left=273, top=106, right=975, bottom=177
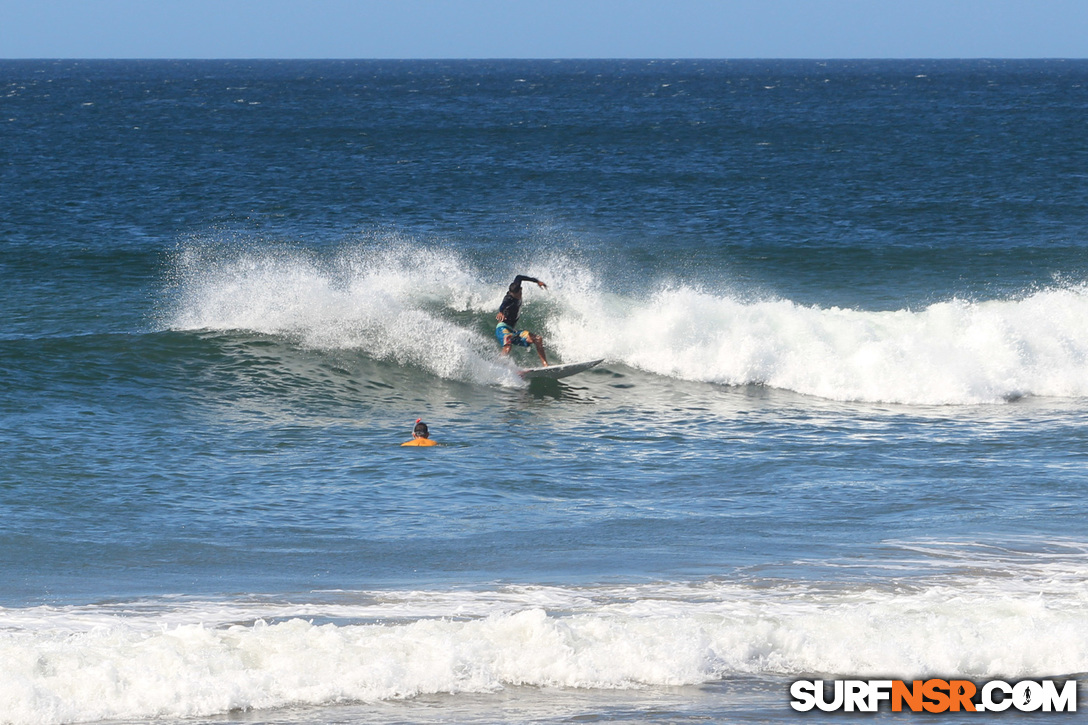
left=790, top=679, right=1078, bottom=713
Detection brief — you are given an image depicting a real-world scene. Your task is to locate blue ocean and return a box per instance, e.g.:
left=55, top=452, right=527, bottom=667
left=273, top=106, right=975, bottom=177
left=2, top=59, right=1088, bottom=724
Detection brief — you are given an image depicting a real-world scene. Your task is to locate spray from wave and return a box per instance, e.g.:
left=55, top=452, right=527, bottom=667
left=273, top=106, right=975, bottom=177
left=163, top=239, right=524, bottom=386
left=161, top=238, right=1088, bottom=405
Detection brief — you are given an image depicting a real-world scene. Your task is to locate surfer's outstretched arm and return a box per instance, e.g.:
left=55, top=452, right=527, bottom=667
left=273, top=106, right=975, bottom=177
left=512, top=275, right=547, bottom=290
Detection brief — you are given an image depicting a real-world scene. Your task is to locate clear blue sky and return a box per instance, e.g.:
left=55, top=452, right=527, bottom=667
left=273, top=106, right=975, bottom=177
left=2, top=0, right=1087, bottom=59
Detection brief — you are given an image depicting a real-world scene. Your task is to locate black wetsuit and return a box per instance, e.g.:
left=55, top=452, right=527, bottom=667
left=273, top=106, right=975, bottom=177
left=497, top=275, right=541, bottom=327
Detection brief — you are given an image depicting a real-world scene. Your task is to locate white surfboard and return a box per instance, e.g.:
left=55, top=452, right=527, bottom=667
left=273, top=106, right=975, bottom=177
left=519, top=359, right=604, bottom=380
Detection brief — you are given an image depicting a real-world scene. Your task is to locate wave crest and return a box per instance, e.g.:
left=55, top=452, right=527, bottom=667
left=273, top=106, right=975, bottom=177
left=554, top=284, right=1088, bottom=404
left=162, top=240, right=1088, bottom=404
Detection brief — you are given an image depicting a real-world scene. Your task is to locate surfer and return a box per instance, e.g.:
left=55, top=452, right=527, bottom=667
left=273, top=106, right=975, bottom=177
left=495, top=275, right=549, bottom=366
left=401, top=419, right=437, bottom=447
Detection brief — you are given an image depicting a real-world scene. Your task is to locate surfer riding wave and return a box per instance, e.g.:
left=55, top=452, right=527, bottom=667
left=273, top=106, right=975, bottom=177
left=495, top=275, right=548, bottom=366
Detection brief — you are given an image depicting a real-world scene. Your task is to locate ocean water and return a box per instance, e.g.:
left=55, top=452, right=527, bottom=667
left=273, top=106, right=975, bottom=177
left=2, top=59, right=1088, bottom=724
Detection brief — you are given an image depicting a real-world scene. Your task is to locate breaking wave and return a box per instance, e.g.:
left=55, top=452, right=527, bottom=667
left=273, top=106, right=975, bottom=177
left=162, top=239, right=1088, bottom=405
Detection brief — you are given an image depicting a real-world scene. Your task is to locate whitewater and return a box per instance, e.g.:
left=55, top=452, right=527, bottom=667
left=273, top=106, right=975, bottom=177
left=166, top=241, right=1088, bottom=406
left=6, top=548, right=1088, bottom=725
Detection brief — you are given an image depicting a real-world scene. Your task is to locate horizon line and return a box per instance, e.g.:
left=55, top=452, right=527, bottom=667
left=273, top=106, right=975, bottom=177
left=3, top=56, right=1086, bottom=62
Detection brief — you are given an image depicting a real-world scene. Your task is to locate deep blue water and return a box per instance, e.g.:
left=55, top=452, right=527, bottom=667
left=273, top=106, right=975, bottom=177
left=2, top=59, right=1088, bottom=724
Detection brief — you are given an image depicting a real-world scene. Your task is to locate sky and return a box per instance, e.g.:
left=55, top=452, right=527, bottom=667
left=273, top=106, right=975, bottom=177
left=2, top=0, right=1087, bottom=60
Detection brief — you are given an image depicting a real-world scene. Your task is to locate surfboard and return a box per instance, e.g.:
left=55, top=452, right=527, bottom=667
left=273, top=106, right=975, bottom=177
left=518, top=359, right=604, bottom=380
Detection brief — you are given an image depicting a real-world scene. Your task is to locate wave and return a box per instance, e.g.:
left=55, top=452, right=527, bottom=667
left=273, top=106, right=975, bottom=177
left=4, top=546, right=1087, bottom=725
left=572, top=284, right=1088, bottom=405
left=161, top=239, right=1088, bottom=405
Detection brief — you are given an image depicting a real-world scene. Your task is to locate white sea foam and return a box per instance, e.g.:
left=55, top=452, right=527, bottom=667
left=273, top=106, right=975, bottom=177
left=164, top=241, right=1088, bottom=405
left=165, top=240, right=523, bottom=386
left=553, top=283, right=1088, bottom=405
left=3, top=557, right=1087, bottom=725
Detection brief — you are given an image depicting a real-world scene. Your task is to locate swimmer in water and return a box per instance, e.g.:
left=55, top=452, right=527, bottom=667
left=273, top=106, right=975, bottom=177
left=401, top=419, right=437, bottom=447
